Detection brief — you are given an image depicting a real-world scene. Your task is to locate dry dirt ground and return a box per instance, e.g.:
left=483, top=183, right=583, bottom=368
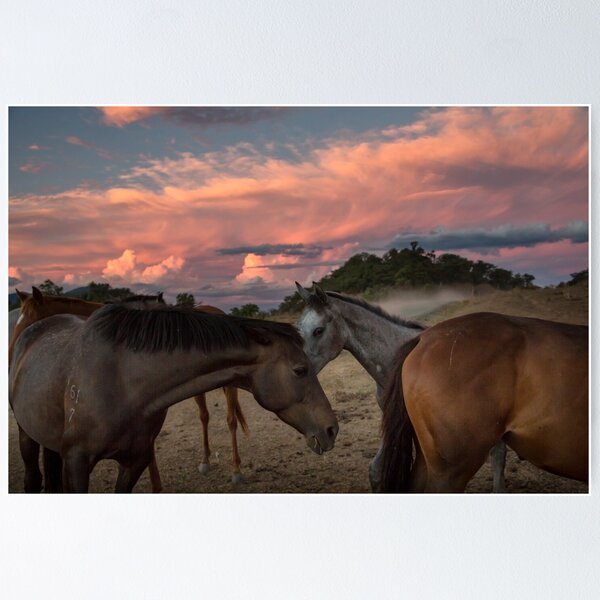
left=8, top=284, right=588, bottom=493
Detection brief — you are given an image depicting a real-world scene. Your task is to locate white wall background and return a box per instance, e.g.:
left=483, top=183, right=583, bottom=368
left=1, top=2, right=597, bottom=598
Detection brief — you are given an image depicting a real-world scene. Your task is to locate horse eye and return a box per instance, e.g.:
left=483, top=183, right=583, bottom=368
left=293, top=365, right=308, bottom=377
left=313, top=327, right=325, bottom=337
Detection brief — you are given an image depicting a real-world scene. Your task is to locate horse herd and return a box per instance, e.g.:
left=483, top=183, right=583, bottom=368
left=8, top=282, right=588, bottom=493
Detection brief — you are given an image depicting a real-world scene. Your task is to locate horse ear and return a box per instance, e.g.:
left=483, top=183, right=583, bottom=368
left=16, top=288, right=30, bottom=303
left=295, top=282, right=312, bottom=303
left=32, top=286, right=44, bottom=305
left=312, top=283, right=329, bottom=305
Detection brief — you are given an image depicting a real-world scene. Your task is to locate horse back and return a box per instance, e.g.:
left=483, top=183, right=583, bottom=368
left=404, top=312, right=587, bottom=403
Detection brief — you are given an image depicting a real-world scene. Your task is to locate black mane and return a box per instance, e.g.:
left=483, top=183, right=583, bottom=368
left=88, top=302, right=303, bottom=353
left=323, top=291, right=425, bottom=330
left=108, top=293, right=165, bottom=304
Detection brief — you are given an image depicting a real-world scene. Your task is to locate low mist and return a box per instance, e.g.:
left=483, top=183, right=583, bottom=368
left=376, top=285, right=478, bottom=320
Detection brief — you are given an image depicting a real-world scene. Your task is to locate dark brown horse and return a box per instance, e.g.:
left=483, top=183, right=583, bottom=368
left=10, top=288, right=250, bottom=489
left=10, top=289, right=164, bottom=492
left=10, top=300, right=338, bottom=492
left=380, top=312, right=588, bottom=493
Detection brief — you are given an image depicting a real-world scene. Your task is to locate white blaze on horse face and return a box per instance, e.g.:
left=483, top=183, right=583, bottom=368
left=297, top=308, right=342, bottom=374
left=16, top=313, right=24, bottom=325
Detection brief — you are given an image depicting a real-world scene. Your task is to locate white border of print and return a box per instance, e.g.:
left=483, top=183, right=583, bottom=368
left=1, top=2, right=598, bottom=599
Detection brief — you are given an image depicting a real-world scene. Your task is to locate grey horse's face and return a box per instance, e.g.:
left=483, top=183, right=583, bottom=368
left=296, top=297, right=346, bottom=374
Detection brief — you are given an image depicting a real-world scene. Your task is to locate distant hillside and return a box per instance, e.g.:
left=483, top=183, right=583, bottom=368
left=419, top=282, right=588, bottom=326
left=275, top=242, right=538, bottom=314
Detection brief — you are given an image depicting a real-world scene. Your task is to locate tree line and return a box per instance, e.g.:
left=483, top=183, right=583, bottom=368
left=9, top=243, right=588, bottom=315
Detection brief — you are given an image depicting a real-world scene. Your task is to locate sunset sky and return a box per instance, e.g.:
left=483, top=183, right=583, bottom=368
left=9, top=106, right=589, bottom=309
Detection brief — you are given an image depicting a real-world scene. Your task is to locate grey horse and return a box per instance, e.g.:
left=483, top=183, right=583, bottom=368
left=295, top=282, right=507, bottom=492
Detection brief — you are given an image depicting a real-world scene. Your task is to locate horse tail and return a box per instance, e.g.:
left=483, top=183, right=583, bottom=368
left=380, top=336, right=420, bottom=492
left=233, top=392, right=249, bottom=435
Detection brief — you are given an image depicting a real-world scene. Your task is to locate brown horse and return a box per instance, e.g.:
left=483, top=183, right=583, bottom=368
left=10, top=289, right=165, bottom=492
left=191, top=304, right=249, bottom=484
left=380, top=312, right=588, bottom=493
left=10, top=288, right=250, bottom=490
left=10, top=301, right=337, bottom=492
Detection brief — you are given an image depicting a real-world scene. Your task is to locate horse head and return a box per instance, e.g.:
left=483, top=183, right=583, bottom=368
left=295, top=282, right=348, bottom=374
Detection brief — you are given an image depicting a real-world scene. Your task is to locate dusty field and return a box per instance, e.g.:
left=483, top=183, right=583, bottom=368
left=8, top=284, right=588, bottom=493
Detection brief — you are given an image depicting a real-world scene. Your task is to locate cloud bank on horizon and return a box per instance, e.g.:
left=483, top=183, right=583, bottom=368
left=9, top=106, right=588, bottom=308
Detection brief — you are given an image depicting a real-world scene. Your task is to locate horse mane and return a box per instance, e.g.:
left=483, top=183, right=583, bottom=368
left=322, top=291, right=425, bottom=330
left=88, top=302, right=303, bottom=354
left=35, top=294, right=99, bottom=305
left=108, top=293, right=165, bottom=304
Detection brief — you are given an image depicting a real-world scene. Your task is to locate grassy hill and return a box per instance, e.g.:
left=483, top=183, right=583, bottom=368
left=418, top=282, right=588, bottom=326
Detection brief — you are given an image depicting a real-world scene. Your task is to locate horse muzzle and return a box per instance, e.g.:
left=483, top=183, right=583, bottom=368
left=306, top=423, right=338, bottom=454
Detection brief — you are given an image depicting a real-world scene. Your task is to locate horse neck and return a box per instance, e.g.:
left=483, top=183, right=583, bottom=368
left=334, top=299, right=421, bottom=387
left=123, top=344, right=259, bottom=417
left=51, top=299, right=103, bottom=317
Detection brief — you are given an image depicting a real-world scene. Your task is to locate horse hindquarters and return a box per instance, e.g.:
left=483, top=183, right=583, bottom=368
left=402, top=343, right=512, bottom=493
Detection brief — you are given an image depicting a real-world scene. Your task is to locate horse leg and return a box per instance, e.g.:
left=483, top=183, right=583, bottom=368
left=369, top=443, right=384, bottom=492
left=195, top=394, right=211, bottom=475
left=416, top=428, right=491, bottom=493
left=489, top=441, right=507, bottom=493
left=422, top=451, right=489, bottom=493
left=62, top=452, right=92, bottom=493
left=225, top=387, right=244, bottom=484
left=147, top=446, right=163, bottom=493
left=115, top=450, right=153, bottom=493
left=18, top=426, right=42, bottom=493
left=43, top=448, right=63, bottom=493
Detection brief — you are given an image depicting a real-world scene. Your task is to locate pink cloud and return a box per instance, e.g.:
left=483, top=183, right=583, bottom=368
left=65, top=135, right=113, bottom=160
left=101, top=249, right=185, bottom=284
left=102, top=249, right=137, bottom=279
left=98, top=107, right=164, bottom=127
left=10, top=107, right=588, bottom=299
left=19, top=162, right=47, bottom=174
left=65, top=136, right=86, bottom=147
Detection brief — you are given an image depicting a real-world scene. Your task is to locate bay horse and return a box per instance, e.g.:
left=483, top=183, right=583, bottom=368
left=10, top=300, right=338, bottom=492
left=380, top=312, right=588, bottom=493
left=10, top=288, right=164, bottom=492
left=10, top=288, right=251, bottom=488
left=295, top=283, right=509, bottom=492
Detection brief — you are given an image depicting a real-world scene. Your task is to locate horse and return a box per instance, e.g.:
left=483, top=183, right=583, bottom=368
left=10, top=288, right=165, bottom=492
left=380, top=312, right=588, bottom=493
left=9, top=307, right=21, bottom=343
left=186, top=304, right=249, bottom=485
left=10, top=300, right=338, bottom=492
left=294, top=283, right=509, bottom=492
left=10, top=288, right=251, bottom=487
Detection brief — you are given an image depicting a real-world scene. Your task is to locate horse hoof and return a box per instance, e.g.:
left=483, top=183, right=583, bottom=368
left=231, top=473, right=245, bottom=485
left=198, top=463, right=210, bottom=475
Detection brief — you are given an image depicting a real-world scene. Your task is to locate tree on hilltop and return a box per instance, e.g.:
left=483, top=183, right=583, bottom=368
left=176, top=292, right=195, bottom=307
left=38, top=279, right=63, bottom=296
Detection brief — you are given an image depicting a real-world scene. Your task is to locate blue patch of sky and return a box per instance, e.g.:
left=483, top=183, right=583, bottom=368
left=10, top=106, right=428, bottom=197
